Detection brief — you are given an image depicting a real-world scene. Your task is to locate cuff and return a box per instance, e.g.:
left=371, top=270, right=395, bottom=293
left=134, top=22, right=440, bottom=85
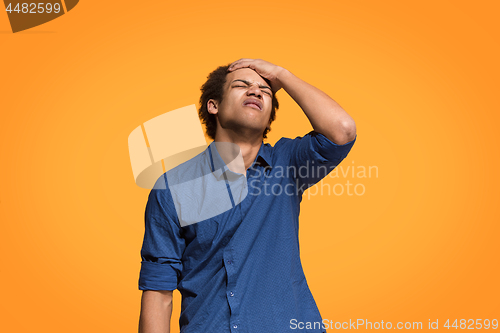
left=138, top=261, right=179, bottom=291
left=314, top=132, right=357, bottom=161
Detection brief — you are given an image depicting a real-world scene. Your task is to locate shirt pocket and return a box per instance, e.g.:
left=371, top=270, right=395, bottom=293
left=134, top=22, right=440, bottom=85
left=196, top=218, right=219, bottom=250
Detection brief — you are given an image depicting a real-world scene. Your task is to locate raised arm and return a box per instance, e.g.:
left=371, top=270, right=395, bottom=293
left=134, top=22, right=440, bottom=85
left=227, top=58, right=356, bottom=145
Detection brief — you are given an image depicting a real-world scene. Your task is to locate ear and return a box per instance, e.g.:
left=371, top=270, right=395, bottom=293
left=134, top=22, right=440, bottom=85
left=207, top=99, right=219, bottom=115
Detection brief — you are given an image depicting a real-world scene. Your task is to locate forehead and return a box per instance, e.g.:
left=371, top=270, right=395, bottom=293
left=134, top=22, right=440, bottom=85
left=225, top=68, right=268, bottom=88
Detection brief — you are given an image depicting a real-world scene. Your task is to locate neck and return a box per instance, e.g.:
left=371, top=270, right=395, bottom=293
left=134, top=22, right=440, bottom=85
left=214, top=128, right=263, bottom=171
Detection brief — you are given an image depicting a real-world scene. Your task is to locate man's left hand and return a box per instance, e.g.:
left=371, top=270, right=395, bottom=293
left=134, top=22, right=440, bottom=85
left=227, top=58, right=285, bottom=93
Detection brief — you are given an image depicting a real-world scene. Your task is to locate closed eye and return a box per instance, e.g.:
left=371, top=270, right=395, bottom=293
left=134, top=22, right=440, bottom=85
left=233, top=85, right=272, bottom=96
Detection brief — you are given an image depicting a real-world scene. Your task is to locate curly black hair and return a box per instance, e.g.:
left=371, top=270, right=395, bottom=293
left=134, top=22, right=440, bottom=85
left=198, top=64, right=279, bottom=140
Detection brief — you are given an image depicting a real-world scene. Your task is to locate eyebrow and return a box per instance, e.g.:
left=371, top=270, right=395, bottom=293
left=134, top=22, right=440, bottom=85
left=231, top=79, right=272, bottom=91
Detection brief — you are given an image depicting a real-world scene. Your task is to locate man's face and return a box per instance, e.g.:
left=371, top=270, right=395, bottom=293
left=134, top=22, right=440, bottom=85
left=208, top=68, right=273, bottom=138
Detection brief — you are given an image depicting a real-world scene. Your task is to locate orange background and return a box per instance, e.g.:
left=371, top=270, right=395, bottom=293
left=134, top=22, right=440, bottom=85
left=1, top=1, right=499, bottom=332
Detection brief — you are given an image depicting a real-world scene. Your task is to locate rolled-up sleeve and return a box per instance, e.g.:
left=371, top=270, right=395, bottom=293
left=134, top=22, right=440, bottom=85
left=284, top=130, right=357, bottom=192
left=138, top=174, right=185, bottom=291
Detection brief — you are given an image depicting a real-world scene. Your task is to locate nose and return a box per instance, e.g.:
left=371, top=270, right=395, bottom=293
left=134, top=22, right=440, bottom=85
left=246, top=83, right=263, bottom=98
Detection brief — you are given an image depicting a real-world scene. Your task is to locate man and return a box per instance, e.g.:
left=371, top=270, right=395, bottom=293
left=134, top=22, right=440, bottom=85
left=138, top=58, right=357, bottom=333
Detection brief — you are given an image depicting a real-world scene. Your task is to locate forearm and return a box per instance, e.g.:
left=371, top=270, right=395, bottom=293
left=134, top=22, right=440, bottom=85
left=139, top=290, right=173, bottom=333
left=277, top=68, right=356, bottom=145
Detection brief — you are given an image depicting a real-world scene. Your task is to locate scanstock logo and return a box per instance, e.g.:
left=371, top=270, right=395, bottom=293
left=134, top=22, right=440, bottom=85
left=3, top=1, right=78, bottom=33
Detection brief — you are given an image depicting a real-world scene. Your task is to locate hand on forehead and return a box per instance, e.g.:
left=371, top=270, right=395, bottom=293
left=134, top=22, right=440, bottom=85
left=227, top=68, right=272, bottom=90
left=227, top=58, right=283, bottom=93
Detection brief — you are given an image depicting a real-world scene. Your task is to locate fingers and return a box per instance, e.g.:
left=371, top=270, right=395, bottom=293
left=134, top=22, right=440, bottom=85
left=228, top=58, right=255, bottom=71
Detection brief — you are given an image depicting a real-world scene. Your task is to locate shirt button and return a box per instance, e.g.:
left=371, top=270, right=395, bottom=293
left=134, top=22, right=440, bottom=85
left=229, top=291, right=234, bottom=297
left=227, top=260, right=232, bottom=264
left=233, top=324, right=238, bottom=329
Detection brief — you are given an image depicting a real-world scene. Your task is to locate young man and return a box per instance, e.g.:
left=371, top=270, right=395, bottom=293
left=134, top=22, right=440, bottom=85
left=138, top=58, right=357, bottom=333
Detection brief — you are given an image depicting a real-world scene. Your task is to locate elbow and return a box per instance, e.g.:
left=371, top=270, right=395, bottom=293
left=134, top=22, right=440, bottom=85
left=329, top=119, right=356, bottom=145
left=342, top=119, right=357, bottom=142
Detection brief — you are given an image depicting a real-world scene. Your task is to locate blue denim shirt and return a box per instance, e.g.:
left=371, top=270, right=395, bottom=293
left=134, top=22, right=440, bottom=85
left=139, top=131, right=356, bottom=333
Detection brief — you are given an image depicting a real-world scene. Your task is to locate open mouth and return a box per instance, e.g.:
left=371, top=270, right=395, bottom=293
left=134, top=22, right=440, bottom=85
left=244, top=103, right=261, bottom=111
left=242, top=99, right=263, bottom=111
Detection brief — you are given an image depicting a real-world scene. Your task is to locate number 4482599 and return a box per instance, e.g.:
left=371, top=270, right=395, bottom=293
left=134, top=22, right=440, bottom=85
left=5, top=3, right=62, bottom=14
left=444, top=319, right=498, bottom=329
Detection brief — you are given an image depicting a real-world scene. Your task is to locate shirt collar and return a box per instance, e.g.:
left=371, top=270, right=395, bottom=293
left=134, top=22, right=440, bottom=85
left=208, top=141, right=272, bottom=180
